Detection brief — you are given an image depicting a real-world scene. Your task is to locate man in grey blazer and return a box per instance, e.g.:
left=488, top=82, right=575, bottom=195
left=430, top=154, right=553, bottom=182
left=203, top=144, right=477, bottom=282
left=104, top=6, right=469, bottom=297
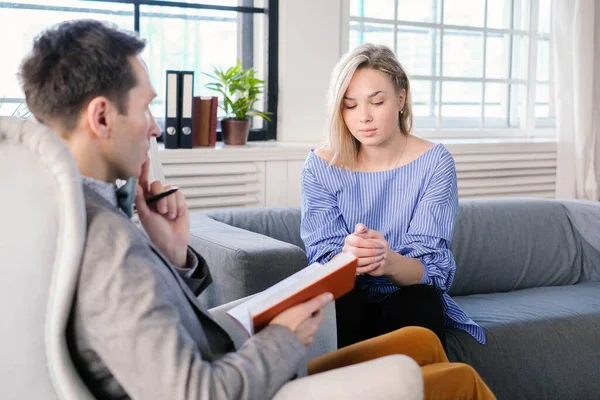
left=18, top=20, right=335, bottom=399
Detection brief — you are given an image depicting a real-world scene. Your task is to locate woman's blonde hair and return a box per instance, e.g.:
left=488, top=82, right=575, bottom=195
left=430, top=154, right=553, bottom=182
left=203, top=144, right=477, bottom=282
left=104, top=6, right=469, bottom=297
left=324, top=43, right=413, bottom=169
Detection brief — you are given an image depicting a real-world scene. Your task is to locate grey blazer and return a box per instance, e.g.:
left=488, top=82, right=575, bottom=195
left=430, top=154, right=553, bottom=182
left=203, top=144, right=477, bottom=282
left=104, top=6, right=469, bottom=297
left=68, top=185, right=306, bottom=400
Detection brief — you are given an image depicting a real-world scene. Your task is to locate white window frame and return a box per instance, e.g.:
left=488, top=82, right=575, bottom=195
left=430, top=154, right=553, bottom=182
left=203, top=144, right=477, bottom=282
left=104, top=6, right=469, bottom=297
left=0, top=0, right=277, bottom=141
left=340, top=0, right=555, bottom=141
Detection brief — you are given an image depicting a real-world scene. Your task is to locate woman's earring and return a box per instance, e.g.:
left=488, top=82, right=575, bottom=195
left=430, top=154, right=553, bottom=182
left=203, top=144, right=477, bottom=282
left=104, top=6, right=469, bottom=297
left=400, top=109, right=404, bottom=114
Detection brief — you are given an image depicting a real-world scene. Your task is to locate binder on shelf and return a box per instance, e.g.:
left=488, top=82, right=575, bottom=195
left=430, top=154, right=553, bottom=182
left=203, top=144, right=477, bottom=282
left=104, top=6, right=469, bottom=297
left=192, top=96, right=203, bottom=147
left=178, top=71, right=194, bottom=149
left=192, top=96, right=217, bottom=147
left=199, top=97, right=212, bottom=147
left=164, top=70, right=180, bottom=149
left=208, top=96, right=218, bottom=147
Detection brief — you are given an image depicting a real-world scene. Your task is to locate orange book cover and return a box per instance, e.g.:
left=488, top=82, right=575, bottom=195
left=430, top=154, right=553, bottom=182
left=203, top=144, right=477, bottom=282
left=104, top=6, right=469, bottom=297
left=227, top=252, right=357, bottom=335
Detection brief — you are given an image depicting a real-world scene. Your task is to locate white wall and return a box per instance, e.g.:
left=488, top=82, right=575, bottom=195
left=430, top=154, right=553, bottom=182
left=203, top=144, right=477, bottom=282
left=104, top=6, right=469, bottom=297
left=277, top=0, right=343, bottom=144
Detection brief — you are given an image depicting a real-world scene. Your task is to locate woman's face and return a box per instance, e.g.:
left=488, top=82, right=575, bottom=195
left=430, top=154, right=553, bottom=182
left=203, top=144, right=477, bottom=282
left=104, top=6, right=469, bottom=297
left=342, top=67, right=405, bottom=147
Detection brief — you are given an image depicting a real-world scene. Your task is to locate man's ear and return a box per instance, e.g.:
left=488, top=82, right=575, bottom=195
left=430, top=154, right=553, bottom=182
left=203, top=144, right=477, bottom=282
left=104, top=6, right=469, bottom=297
left=86, top=96, right=117, bottom=139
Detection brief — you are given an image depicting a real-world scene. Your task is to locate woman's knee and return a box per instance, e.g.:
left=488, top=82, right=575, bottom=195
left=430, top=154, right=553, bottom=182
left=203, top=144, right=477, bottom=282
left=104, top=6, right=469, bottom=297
left=393, top=326, right=441, bottom=346
left=448, top=362, right=481, bottom=381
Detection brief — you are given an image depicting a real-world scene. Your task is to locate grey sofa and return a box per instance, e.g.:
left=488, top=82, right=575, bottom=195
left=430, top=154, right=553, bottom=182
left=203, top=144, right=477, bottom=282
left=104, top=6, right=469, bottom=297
left=188, top=199, right=600, bottom=400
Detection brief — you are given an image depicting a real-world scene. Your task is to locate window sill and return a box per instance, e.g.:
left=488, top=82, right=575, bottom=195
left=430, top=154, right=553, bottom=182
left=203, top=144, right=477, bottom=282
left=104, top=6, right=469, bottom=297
left=157, top=137, right=557, bottom=164
left=157, top=141, right=314, bottom=163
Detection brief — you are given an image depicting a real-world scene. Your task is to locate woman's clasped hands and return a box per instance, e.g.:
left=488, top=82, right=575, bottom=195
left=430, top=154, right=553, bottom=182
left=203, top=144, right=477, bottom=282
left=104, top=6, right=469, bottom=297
left=343, top=223, right=391, bottom=277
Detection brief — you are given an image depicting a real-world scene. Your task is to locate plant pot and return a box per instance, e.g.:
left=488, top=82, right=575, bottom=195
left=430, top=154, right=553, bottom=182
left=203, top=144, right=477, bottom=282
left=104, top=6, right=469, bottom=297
left=221, top=119, right=251, bottom=145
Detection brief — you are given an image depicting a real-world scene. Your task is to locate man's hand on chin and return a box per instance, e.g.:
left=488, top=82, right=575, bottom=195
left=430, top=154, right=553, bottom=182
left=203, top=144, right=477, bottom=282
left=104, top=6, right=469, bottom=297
left=134, top=159, right=189, bottom=268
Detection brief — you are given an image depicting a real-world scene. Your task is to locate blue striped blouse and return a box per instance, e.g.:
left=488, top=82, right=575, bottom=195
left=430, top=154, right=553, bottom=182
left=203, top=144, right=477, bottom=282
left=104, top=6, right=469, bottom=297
left=300, top=143, right=485, bottom=344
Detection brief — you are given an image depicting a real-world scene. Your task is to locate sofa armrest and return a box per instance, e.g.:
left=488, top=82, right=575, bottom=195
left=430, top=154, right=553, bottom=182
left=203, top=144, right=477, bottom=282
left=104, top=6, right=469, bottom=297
left=189, top=213, right=308, bottom=309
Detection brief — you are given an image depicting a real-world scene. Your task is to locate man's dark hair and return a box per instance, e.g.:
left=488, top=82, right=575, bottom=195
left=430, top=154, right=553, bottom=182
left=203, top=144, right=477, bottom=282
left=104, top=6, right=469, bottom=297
left=19, top=19, right=146, bottom=132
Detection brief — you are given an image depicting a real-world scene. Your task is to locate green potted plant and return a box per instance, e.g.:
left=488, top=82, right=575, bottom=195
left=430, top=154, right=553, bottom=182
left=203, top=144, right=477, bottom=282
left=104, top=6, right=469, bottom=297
left=204, top=60, right=271, bottom=145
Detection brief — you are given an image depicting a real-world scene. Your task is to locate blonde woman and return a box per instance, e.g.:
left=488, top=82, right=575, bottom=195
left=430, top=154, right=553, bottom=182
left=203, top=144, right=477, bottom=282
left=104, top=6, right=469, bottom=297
left=301, top=44, right=483, bottom=351
left=302, top=44, right=494, bottom=399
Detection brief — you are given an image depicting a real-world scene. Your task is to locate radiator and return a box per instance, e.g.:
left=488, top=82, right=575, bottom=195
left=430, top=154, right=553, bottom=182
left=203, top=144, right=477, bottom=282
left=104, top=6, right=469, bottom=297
left=157, top=141, right=558, bottom=210
left=448, top=141, right=557, bottom=198
left=161, top=161, right=265, bottom=211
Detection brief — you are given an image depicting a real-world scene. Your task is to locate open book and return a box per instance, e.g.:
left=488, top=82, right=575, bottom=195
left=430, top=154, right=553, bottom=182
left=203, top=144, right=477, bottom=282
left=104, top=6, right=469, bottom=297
left=227, top=252, right=358, bottom=336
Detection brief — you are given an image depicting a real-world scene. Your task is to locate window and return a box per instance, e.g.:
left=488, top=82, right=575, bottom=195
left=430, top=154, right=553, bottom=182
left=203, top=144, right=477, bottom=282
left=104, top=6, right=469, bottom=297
left=346, top=0, right=554, bottom=138
left=0, top=0, right=278, bottom=141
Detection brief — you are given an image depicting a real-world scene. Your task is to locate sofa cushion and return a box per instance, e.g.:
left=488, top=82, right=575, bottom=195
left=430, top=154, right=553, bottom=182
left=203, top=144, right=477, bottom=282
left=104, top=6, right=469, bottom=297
left=447, top=282, right=600, bottom=399
left=205, top=207, right=305, bottom=250
left=449, top=199, right=582, bottom=296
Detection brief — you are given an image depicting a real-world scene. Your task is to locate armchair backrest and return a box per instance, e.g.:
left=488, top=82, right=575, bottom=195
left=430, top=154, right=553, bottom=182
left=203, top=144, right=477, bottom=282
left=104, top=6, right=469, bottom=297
left=0, top=117, right=94, bottom=399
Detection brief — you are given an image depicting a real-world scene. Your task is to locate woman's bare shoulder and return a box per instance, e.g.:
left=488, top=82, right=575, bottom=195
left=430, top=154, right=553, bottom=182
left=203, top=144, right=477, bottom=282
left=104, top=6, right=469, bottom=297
left=409, top=136, right=436, bottom=153
left=314, top=146, right=334, bottom=163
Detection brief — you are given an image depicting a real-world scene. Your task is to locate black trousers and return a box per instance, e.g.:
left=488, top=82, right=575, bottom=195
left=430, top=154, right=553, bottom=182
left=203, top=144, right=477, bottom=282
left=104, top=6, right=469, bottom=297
left=335, top=284, right=446, bottom=350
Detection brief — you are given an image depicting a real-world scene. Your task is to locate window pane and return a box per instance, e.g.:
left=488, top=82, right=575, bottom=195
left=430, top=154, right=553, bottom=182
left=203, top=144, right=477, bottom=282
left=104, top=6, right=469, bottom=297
left=140, top=5, right=241, bottom=129
left=442, top=82, right=482, bottom=110
left=484, top=83, right=509, bottom=128
left=397, top=0, right=440, bottom=23
left=250, top=11, right=268, bottom=128
left=512, top=0, right=530, bottom=31
left=538, top=0, right=551, bottom=34
left=0, top=100, right=31, bottom=118
left=350, top=0, right=395, bottom=20
left=349, top=21, right=394, bottom=50
left=410, top=79, right=432, bottom=116
left=157, top=0, right=239, bottom=5
left=486, top=33, right=511, bottom=79
left=508, top=34, right=529, bottom=80
left=535, top=83, right=555, bottom=126
left=486, top=33, right=527, bottom=80
left=535, top=105, right=549, bottom=118
left=536, top=84, right=548, bottom=103
left=443, top=0, right=485, bottom=27
left=487, top=0, right=513, bottom=29
left=536, top=39, right=550, bottom=81
left=0, top=1, right=134, bottom=116
left=397, top=27, right=440, bottom=76
left=509, top=83, right=525, bottom=127
left=443, top=30, right=484, bottom=78
left=411, top=80, right=437, bottom=129
left=441, top=82, right=482, bottom=128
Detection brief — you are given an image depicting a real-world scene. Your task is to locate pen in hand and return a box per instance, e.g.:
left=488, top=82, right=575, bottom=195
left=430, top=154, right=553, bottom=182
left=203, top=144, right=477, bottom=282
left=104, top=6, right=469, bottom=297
left=145, top=187, right=179, bottom=205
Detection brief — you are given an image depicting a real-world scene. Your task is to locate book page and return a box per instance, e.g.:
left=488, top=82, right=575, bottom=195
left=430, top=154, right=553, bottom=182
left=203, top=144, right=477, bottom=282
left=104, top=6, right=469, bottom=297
left=226, top=305, right=254, bottom=335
